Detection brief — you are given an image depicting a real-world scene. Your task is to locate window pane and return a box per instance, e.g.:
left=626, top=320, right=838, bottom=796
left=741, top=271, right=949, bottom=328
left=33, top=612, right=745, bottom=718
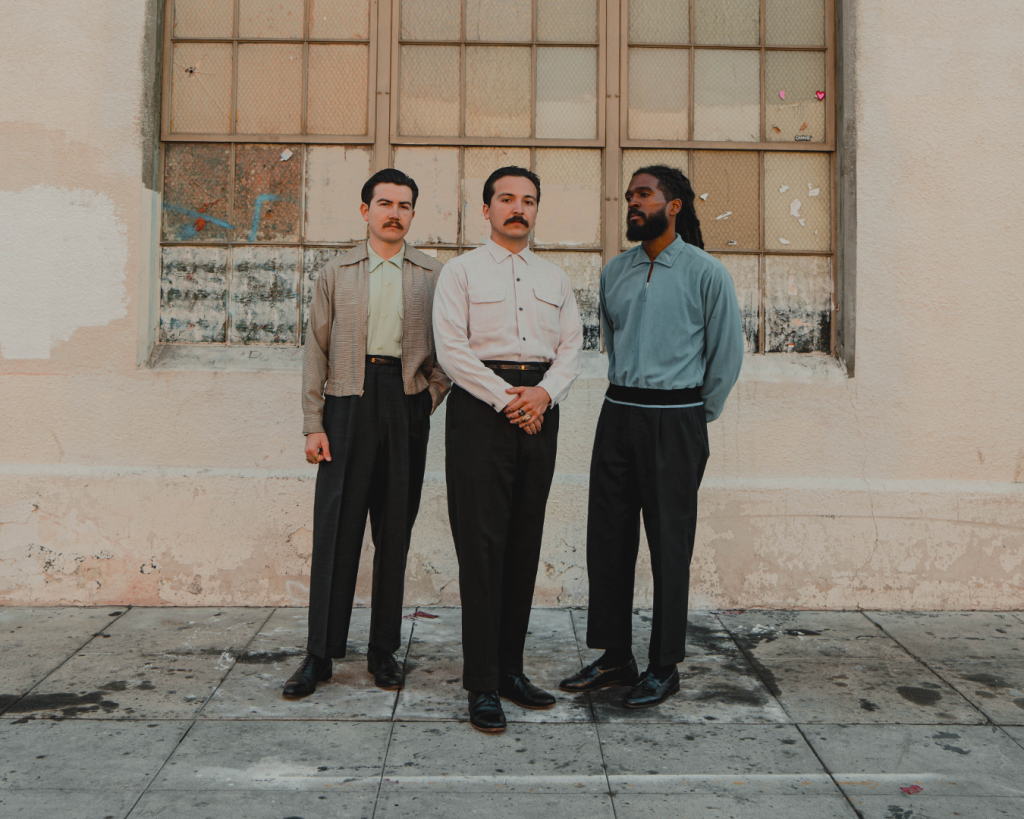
left=466, top=0, right=532, bottom=42
left=392, top=147, right=460, bottom=244
left=534, top=251, right=602, bottom=350
left=462, top=147, right=531, bottom=244
left=305, top=145, right=373, bottom=242
left=694, top=0, right=760, bottom=45
left=401, top=0, right=461, bottom=40
left=533, top=149, right=602, bottom=247
left=765, top=50, right=826, bottom=143
left=629, top=0, right=689, bottom=44
left=627, top=48, right=688, bottom=140
left=173, top=0, right=234, bottom=38
left=693, top=49, right=760, bottom=142
left=160, top=247, right=229, bottom=344
left=238, top=0, right=305, bottom=39
left=621, top=148, right=688, bottom=247
left=170, top=43, right=233, bottom=134
left=236, top=44, right=303, bottom=134
left=692, top=150, right=759, bottom=250
left=307, top=44, right=369, bottom=134
left=228, top=246, right=300, bottom=344
left=309, top=0, right=370, bottom=39
left=711, top=253, right=759, bottom=352
left=765, top=0, right=825, bottom=46
left=162, top=143, right=232, bottom=242
left=234, top=144, right=302, bottom=242
left=536, top=47, right=598, bottom=139
left=465, top=47, right=532, bottom=137
left=399, top=46, right=461, bottom=136
left=764, top=152, right=831, bottom=251
left=764, top=255, right=831, bottom=352
left=538, top=0, right=598, bottom=43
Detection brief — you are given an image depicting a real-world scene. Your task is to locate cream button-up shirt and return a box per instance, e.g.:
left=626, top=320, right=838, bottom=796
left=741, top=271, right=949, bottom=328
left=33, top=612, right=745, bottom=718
left=432, top=239, right=584, bottom=412
left=366, top=240, right=404, bottom=357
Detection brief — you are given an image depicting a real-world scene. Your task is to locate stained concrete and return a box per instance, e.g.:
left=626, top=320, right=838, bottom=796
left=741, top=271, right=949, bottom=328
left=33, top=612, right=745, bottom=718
left=3, top=607, right=1024, bottom=818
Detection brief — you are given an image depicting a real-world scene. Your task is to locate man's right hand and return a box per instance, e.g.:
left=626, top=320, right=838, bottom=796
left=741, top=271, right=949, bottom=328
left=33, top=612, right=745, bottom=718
left=304, top=433, right=331, bottom=464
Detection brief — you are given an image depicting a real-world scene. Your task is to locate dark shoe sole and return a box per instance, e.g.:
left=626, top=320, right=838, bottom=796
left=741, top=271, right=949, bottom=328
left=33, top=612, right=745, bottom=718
left=470, top=721, right=507, bottom=734
left=371, top=679, right=405, bottom=692
left=500, top=694, right=556, bottom=710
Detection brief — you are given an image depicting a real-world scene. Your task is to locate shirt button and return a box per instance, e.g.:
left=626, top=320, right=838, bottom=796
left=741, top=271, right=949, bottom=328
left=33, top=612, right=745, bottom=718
left=522, top=337, right=526, bottom=341
left=384, top=281, right=390, bottom=287
left=519, top=307, right=523, bottom=311
left=377, top=346, right=382, bottom=351
left=517, top=278, right=521, bottom=281
left=382, top=314, right=387, bottom=318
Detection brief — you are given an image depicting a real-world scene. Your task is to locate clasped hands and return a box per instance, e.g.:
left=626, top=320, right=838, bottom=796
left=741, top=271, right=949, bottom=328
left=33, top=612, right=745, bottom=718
left=503, top=385, right=550, bottom=435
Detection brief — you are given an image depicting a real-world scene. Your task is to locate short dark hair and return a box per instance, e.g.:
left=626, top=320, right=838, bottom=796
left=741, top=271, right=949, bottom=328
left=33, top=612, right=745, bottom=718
left=482, top=166, right=541, bottom=207
left=631, top=164, right=704, bottom=249
left=361, top=168, right=419, bottom=208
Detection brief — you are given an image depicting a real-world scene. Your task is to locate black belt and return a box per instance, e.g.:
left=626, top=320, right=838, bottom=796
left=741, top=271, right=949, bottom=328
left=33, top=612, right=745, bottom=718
left=366, top=355, right=401, bottom=366
left=606, top=384, right=703, bottom=406
left=482, top=360, right=551, bottom=373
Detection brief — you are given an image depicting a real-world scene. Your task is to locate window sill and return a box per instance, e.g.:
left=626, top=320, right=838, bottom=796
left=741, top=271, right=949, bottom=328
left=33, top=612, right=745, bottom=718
left=146, top=344, right=304, bottom=371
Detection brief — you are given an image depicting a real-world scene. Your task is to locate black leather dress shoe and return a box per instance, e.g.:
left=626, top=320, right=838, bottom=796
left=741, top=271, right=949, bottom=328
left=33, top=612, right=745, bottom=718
left=498, top=671, right=556, bottom=710
left=468, top=691, right=507, bottom=733
left=367, top=647, right=405, bottom=690
left=282, top=654, right=333, bottom=699
left=559, top=656, right=640, bottom=692
left=622, top=668, right=680, bottom=708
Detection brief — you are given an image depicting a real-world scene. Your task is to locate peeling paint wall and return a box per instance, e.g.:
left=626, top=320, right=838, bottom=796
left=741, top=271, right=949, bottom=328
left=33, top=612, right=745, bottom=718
left=2, top=1, right=1024, bottom=610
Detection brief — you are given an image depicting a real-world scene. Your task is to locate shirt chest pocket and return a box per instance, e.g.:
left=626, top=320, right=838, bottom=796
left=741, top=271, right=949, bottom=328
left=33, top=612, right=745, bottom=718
left=468, top=287, right=506, bottom=333
left=533, top=285, right=564, bottom=334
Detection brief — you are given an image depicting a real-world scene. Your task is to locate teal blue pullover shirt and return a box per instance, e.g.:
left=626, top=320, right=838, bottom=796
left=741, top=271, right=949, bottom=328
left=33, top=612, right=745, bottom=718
left=600, top=236, right=744, bottom=422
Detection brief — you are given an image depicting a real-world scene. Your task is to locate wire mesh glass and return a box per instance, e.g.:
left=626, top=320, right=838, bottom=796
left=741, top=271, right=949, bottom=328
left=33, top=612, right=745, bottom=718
left=305, top=145, right=373, bottom=242
left=228, top=246, right=300, bottom=344
left=462, top=147, right=532, bottom=244
left=765, top=50, right=826, bottom=143
left=398, top=46, right=461, bottom=135
left=392, top=147, right=461, bottom=244
left=400, top=0, right=462, bottom=40
left=629, top=0, right=689, bottom=44
left=538, top=0, right=598, bottom=43
left=465, top=46, right=532, bottom=137
left=308, top=0, right=370, bottom=39
left=162, top=143, right=233, bottom=242
left=691, top=150, right=760, bottom=250
left=763, top=151, right=831, bottom=251
left=765, top=0, right=825, bottom=46
left=435, top=249, right=461, bottom=265
left=307, top=44, right=369, bottom=134
left=170, top=43, right=234, bottom=134
left=172, top=0, right=234, bottom=38
left=627, top=47, right=689, bottom=140
left=693, top=0, right=760, bottom=45
left=466, top=0, right=532, bottom=42
left=692, top=48, right=761, bottom=142
left=234, top=143, right=303, bottom=242
left=533, top=149, right=602, bottom=247
left=160, top=247, right=229, bottom=343
left=620, top=148, right=689, bottom=247
left=236, top=44, right=304, bottom=134
left=711, top=253, right=759, bottom=352
left=534, top=251, right=603, bottom=350
left=302, top=246, right=347, bottom=343
left=238, top=0, right=305, bottom=39
left=536, top=47, right=598, bottom=139
left=763, top=254, right=831, bottom=352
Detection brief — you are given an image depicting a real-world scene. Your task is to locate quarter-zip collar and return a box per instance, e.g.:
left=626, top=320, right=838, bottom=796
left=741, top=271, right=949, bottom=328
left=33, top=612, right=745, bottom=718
left=629, top=235, right=686, bottom=269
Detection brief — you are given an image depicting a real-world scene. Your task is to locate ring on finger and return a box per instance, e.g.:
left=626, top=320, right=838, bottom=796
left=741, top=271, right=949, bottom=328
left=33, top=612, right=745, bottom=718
left=518, top=409, right=525, bottom=417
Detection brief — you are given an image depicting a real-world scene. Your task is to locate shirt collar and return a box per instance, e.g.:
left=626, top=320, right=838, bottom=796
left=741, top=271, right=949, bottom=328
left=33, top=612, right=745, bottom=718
left=366, top=240, right=405, bottom=273
left=485, top=238, right=533, bottom=266
left=629, top=235, right=686, bottom=268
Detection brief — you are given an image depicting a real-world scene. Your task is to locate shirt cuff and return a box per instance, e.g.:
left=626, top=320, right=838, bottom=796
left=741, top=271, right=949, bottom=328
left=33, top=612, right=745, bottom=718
left=303, top=416, right=325, bottom=436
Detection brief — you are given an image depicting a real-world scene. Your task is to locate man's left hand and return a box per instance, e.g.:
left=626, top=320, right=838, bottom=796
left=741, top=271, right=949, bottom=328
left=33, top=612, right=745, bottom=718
left=504, top=386, right=551, bottom=428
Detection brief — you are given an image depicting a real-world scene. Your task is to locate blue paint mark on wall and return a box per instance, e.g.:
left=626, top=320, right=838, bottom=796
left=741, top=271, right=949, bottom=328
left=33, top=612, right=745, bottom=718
left=250, top=194, right=282, bottom=242
left=162, top=202, right=235, bottom=231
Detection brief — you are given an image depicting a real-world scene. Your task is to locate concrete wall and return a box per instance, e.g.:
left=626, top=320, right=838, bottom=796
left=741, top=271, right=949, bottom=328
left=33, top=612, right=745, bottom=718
left=2, top=0, right=1023, bottom=609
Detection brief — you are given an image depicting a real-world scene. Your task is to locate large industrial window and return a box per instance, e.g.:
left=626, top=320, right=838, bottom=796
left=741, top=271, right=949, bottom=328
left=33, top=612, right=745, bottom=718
left=157, top=0, right=836, bottom=355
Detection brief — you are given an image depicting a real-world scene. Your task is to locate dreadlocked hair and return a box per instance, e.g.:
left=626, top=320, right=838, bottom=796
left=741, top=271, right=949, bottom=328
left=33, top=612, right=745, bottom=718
left=632, top=164, right=704, bottom=249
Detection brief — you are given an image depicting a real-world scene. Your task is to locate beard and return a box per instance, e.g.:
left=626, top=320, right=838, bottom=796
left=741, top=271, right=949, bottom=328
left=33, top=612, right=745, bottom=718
left=625, top=205, right=669, bottom=242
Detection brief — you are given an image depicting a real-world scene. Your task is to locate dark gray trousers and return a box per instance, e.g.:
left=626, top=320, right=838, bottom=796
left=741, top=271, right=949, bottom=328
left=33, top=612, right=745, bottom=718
left=445, top=371, right=559, bottom=692
left=306, top=363, right=432, bottom=659
left=585, top=398, right=709, bottom=666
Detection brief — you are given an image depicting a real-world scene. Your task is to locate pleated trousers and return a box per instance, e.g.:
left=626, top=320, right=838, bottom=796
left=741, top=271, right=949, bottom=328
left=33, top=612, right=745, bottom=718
left=306, top=362, right=432, bottom=659
left=444, top=371, right=559, bottom=692
left=585, top=398, right=709, bottom=666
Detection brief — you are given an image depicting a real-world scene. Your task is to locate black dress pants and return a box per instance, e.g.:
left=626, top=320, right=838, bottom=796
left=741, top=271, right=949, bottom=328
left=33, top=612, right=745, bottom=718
left=306, top=363, right=431, bottom=659
left=585, top=398, right=709, bottom=666
left=445, top=371, right=559, bottom=692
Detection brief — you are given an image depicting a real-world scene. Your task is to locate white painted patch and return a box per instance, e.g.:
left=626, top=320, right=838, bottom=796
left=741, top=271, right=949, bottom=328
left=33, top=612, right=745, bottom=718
left=0, top=185, right=128, bottom=359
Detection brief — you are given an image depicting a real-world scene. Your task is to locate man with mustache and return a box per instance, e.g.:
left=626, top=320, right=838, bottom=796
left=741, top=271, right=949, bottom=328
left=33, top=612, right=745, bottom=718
left=433, top=166, right=584, bottom=732
left=284, top=168, right=450, bottom=699
left=559, top=165, right=743, bottom=708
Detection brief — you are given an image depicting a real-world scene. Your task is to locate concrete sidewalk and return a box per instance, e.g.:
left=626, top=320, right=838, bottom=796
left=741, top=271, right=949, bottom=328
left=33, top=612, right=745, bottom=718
left=2, top=607, right=1023, bottom=818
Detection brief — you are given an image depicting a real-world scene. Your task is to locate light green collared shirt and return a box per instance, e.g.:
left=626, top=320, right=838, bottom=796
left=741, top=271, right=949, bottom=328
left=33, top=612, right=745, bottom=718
left=366, top=240, right=405, bottom=357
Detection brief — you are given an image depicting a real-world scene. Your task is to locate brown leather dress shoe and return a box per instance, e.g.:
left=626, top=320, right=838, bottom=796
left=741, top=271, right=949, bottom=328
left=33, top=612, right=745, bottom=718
left=498, top=671, right=556, bottom=709
left=282, top=654, right=333, bottom=699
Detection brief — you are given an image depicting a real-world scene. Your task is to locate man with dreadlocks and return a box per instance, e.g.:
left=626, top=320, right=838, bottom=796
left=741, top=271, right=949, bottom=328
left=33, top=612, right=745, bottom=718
left=559, top=165, right=743, bottom=708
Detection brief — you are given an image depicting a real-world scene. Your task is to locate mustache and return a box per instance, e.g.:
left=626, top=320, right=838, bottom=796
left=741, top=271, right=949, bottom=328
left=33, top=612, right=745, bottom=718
left=504, top=215, right=529, bottom=226
left=383, top=219, right=403, bottom=228
left=628, top=209, right=645, bottom=220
